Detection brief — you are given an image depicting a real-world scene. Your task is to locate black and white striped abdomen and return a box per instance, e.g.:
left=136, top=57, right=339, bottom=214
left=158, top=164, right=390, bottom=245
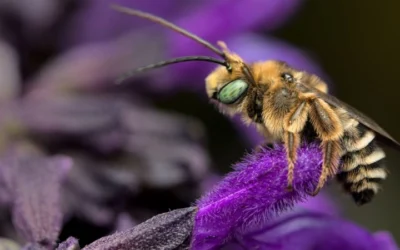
left=337, top=120, right=387, bottom=205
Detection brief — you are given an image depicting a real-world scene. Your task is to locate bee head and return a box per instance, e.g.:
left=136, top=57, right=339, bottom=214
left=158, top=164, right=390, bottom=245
left=205, top=42, right=255, bottom=107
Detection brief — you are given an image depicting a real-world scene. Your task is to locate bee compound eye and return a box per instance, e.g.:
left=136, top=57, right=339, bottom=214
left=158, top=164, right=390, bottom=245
left=281, top=73, right=294, bottom=83
left=218, top=79, right=249, bottom=104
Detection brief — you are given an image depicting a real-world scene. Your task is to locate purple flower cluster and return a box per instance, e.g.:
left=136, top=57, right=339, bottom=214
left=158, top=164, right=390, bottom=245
left=0, top=0, right=396, bottom=250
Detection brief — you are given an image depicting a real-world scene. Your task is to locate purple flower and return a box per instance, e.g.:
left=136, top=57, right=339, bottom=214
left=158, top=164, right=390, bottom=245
left=56, top=237, right=80, bottom=250
left=0, top=144, right=72, bottom=248
left=192, top=143, right=397, bottom=250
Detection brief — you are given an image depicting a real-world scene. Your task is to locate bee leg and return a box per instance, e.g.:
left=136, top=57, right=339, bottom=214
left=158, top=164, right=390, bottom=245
left=310, top=140, right=342, bottom=196
left=284, top=132, right=300, bottom=191
left=307, top=99, right=343, bottom=196
left=283, top=101, right=309, bottom=191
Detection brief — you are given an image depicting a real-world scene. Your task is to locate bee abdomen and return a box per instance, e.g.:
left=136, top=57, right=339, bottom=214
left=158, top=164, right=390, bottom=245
left=337, top=126, right=387, bottom=205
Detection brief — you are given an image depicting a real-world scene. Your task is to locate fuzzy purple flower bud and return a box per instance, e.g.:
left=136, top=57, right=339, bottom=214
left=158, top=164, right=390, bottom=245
left=191, top=143, right=398, bottom=250
left=192, top=143, right=322, bottom=249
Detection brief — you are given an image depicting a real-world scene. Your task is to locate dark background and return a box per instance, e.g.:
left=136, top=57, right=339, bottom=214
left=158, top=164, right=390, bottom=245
left=160, top=0, right=400, bottom=242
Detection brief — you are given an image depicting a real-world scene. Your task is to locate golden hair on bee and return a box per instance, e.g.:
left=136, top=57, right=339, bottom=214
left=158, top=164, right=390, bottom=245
left=112, top=4, right=400, bottom=206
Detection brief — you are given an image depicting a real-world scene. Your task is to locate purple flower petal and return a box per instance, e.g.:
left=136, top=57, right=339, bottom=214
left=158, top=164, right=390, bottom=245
left=22, top=243, right=47, bottom=250
left=222, top=211, right=397, bottom=250
left=192, top=143, right=322, bottom=249
left=115, top=213, right=137, bottom=232
left=372, top=232, right=398, bottom=250
left=27, top=32, right=166, bottom=94
left=83, top=207, right=196, bottom=250
left=62, top=0, right=176, bottom=47
left=56, top=237, right=80, bottom=250
left=0, top=0, right=61, bottom=39
left=125, top=134, right=209, bottom=187
left=64, top=0, right=301, bottom=48
left=62, top=155, right=136, bottom=227
left=20, top=94, right=120, bottom=136
left=0, top=148, right=72, bottom=247
left=170, top=0, right=304, bottom=58
left=0, top=40, right=20, bottom=101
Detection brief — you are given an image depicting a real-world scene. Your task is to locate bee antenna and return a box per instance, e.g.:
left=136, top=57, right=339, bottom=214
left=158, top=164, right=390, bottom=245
left=111, top=4, right=226, bottom=58
left=115, top=56, right=227, bottom=84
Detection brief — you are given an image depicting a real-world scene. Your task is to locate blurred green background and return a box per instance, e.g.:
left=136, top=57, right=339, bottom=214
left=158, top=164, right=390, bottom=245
left=158, top=0, right=400, bottom=243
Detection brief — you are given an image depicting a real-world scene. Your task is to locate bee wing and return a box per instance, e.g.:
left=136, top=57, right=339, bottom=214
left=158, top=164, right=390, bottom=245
left=298, top=83, right=400, bottom=151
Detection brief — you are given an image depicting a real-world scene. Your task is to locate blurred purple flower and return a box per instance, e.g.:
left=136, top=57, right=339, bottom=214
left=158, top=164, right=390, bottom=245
left=169, top=0, right=303, bottom=57
left=221, top=211, right=397, bottom=250
left=115, top=213, right=137, bottom=232
left=62, top=0, right=304, bottom=93
left=165, top=0, right=304, bottom=86
left=56, top=237, right=80, bottom=250
left=64, top=0, right=302, bottom=48
left=192, top=143, right=398, bottom=250
left=0, top=22, right=212, bottom=241
left=82, top=207, right=196, bottom=250
left=11, top=92, right=210, bottom=228
left=0, top=19, right=210, bottom=229
left=0, top=144, right=72, bottom=248
left=0, top=40, right=20, bottom=101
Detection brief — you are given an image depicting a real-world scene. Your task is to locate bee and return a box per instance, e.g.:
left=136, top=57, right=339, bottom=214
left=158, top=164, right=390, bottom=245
left=112, top=4, right=400, bottom=205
